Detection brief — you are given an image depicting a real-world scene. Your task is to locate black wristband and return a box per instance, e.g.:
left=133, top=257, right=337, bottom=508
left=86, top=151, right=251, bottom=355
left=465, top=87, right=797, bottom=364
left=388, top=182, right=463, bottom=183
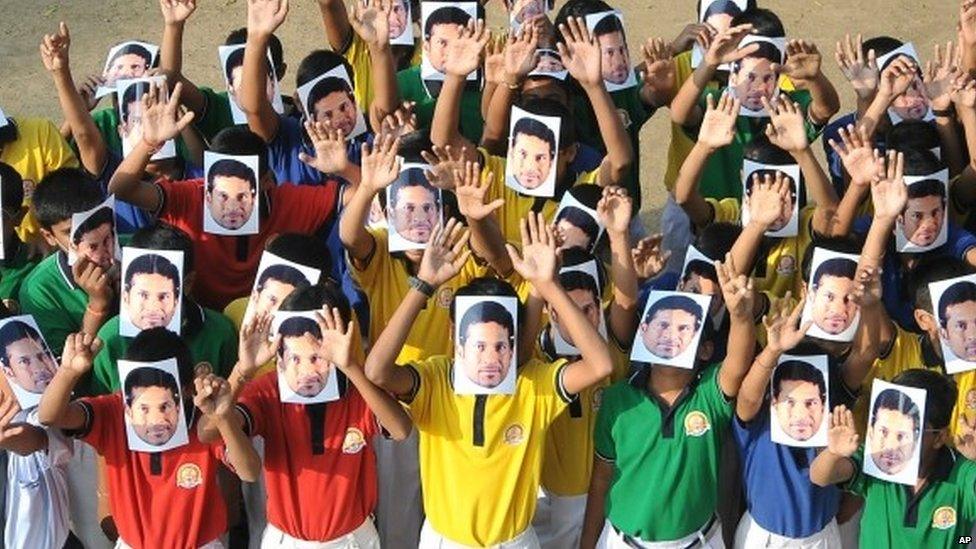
left=409, top=276, right=436, bottom=298
left=932, top=107, right=955, bottom=118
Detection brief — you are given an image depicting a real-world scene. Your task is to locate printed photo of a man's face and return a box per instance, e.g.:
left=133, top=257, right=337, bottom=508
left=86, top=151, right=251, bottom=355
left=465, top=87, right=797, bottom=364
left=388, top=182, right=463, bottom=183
left=206, top=159, right=257, bottom=231
left=554, top=206, right=599, bottom=252
left=0, top=320, right=56, bottom=395
left=307, top=77, right=359, bottom=137
left=104, top=44, right=153, bottom=87
left=533, top=50, right=565, bottom=74
left=423, top=7, right=472, bottom=74
left=124, top=367, right=181, bottom=446
left=899, top=179, right=945, bottom=248
left=252, top=264, right=307, bottom=318
left=639, top=295, right=703, bottom=360
left=772, top=360, right=826, bottom=442
left=277, top=316, right=332, bottom=398
left=123, top=254, right=180, bottom=332
left=457, top=301, right=515, bottom=388
left=938, top=281, right=976, bottom=362
left=119, top=81, right=150, bottom=153
left=869, top=388, right=920, bottom=475
left=884, top=56, right=929, bottom=121
left=388, top=170, right=440, bottom=244
left=550, top=271, right=601, bottom=348
left=508, top=117, right=556, bottom=190
left=730, top=51, right=781, bottom=112
left=810, top=258, right=858, bottom=336
left=700, top=0, right=743, bottom=34
left=72, top=206, right=117, bottom=270
left=223, top=48, right=277, bottom=110
left=512, top=0, right=546, bottom=24
left=389, top=0, right=409, bottom=39
left=592, top=15, right=631, bottom=85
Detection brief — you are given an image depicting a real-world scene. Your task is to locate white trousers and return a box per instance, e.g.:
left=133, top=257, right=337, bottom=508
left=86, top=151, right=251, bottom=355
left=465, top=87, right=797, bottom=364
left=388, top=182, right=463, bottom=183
left=596, top=518, right=724, bottom=549
left=836, top=506, right=861, bottom=549
left=117, top=537, right=223, bottom=548
left=242, top=436, right=269, bottom=549
left=532, top=489, right=586, bottom=549
left=374, top=430, right=423, bottom=549
left=261, top=518, right=380, bottom=549
left=67, top=441, right=112, bottom=549
left=733, top=511, right=841, bottom=549
left=419, top=521, right=540, bottom=548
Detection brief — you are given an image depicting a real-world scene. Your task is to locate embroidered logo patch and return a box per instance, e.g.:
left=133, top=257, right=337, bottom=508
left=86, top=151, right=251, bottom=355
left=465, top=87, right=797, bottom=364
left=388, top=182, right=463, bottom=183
left=504, top=424, right=525, bottom=445
left=342, top=428, right=366, bottom=454
left=175, top=463, right=202, bottom=489
left=684, top=411, right=710, bottom=437
left=592, top=387, right=604, bottom=411
left=966, top=389, right=976, bottom=411
left=616, top=108, right=633, bottom=129
left=932, top=506, right=957, bottom=530
left=776, top=254, right=796, bottom=276
left=436, top=287, right=454, bottom=309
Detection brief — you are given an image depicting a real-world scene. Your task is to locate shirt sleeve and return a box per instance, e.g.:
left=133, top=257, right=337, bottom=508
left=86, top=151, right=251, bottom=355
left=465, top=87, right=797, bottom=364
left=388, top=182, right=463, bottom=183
left=842, top=446, right=869, bottom=495
left=156, top=179, right=200, bottom=221
left=74, top=395, right=121, bottom=452
left=349, top=228, right=390, bottom=289
left=348, top=386, right=380, bottom=439
left=705, top=198, right=740, bottom=224
left=402, top=359, right=436, bottom=427
left=91, top=322, right=123, bottom=395
left=235, top=376, right=270, bottom=438
left=703, top=364, right=734, bottom=422
left=947, top=222, right=976, bottom=259
left=40, top=118, right=79, bottom=172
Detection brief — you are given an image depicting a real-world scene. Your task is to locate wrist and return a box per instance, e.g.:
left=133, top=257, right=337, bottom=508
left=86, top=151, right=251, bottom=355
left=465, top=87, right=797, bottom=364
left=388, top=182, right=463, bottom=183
left=503, top=72, right=524, bottom=89
left=410, top=276, right=437, bottom=297
left=140, top=135, right=163, bottom=154
left=368, top=41, right=391, bottom=54
left=86, top=298, right=110, bottom=315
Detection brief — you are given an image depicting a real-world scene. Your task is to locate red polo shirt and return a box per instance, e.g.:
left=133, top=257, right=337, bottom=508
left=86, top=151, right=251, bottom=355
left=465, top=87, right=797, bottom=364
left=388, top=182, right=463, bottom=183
left=236, top=372, right=379, bottom=541
left=156, top=179, right=339, bottom=310
left=77, top=394, right=229, bottom=549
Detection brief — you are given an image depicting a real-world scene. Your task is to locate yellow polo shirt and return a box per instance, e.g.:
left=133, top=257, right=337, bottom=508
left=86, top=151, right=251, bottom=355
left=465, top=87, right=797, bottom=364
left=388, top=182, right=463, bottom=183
left=852, top=325, right=927, bottom=435
left=351, top=228, right=487, bottom=363
left=344, top=34, right=422, bottom=113
left=707, top=199, right=815, bottom=298
left=405, top=355, right=571, bottom=546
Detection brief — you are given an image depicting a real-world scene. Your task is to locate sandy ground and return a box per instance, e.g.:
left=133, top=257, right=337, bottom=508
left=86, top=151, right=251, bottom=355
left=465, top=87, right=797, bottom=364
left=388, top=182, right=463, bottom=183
left=0, top=0, right=961, bottom=228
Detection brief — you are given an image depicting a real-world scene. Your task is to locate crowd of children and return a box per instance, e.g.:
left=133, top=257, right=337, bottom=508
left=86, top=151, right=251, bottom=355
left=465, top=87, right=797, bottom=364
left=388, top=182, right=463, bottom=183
left=2, top=0, right=976, bottom=547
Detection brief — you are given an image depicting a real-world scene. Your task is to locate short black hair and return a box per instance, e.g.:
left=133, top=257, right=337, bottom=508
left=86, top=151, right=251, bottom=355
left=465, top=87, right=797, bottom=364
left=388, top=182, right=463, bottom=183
left=517, top=96, right=577, bottom=147
left=296, top=50, right=355, bottom=89
left=512, top=117, right=556, bottom=157
left=937, top=280, right=976, bottom=328
left=863, top=36, right=904, bottom=60
left=307, top=76, right=354, bottom=115
left=452, top=277, right=524, bottom=330
left=390, top=168, right=438, bottom=210
left=210, top=127, right=269, bottom=178
left=424, top=6, right=472, bottom=39
left=225, top=28, right=286, bottom=76
left=887, top=120, right=941, bottom=154
left=902, top=148, right=945, bottom=178
left=279, top=281, right=352, bottom=326
left=108, top=43, right=153, bottom=69
left=223, top=47, right=275, bottom=83
left=265, top=234, right=333, bottom=281
left=124, top=253, right=181, bottom=297
left=891, top=369, right=957, bottom=430
left=120, top=80, right=151, bottom=121
left=206, top=158, right=257, bottom=194
left=812, top=257, right=857, bottom=288
left=33, top=168, right=105, bottom=229
left=276, top=315, right=322, bottom=359
left=682, top=259, right=718, bottom=287
left=907, top=257, right=973, bottom=313
left=700, top=0, right=753, bottom=21
left=731, top=7, right=785, bottom=37
left=130, top=222, right=195, bottom=275
left=697, top=222, right=742, bottom=259
left=561, top=247, right=607, bottom=290
left=559, top=270, right=600, bottom=305
left=397, top=130, right=434, bottom=164
left=0, top=162, right=24, bottom=215
left=0, top=320, right=46, bottom=367
left=567, top=184, right=603, bottom=210
left=800, top=236, right=863, bottom=281
left=124, top=327, right=193, bottom=388
left=591, top=12, right=626, bottom=42
left=555, top=206, right=599, bottom=249
left=643, top=295, right=704, bottom=328
left=772, top=359, right=826, bottom=401
left=72, top=206, right=113, bottom=245
left=744, top=136, right=795, bottom=166
left=906, top=178, right=946, bottom=205
left=870, top=387, right=921, bottom=437
left=732, top=41, right=783, bottom=69
left=123, top=366, right=179, bottom=407
left=458, top=300, right=515, bottom=345
left=256, top=264, right=309, bottom=293
left=553, top=0, right=612, bottom=28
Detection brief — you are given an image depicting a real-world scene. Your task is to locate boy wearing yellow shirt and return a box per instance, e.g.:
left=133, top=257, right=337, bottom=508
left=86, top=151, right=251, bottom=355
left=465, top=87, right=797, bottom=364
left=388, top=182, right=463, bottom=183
left=366, top=214, right=615, bottom=547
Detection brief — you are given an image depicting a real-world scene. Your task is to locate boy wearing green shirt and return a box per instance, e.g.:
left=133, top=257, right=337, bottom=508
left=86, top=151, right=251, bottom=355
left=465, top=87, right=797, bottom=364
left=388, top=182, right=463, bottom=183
left=0, top=163, right=37, bottom=308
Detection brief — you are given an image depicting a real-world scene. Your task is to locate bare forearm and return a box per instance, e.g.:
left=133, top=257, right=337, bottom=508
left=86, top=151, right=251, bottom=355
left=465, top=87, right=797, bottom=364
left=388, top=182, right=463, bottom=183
left=608, top=229, right=638, bottom=342
left=368, top=43, right=399, bottom=129
left=51, top=68, right=105, bottom=175
left=670, top=63, right=714, bottom=127
left=585, top=83, right=633, bottom=183
left=858, top=91, right=892, bottom=140
left=430, top=74, right=467, bottom=150
left=317, top=0, right=352, bottom=52
left=467, top=217, right=511, bottom=275
left=718, top=316, right=756, bottom=398
left=338, top=187, right=377, bottom=261
left=735, top=346, right=779, bottom=422
left=861, top=216, right=895, bottom=267
left=364, top=289, right=428, bottom=393
left=241, top=31, right=278, bottom=140
left=729, top=222, right=767, bottom=276
left=520, top=289, right=544, bottom=365
left=344, top=365, right=412, bottom=440
left=81, top=303, right=111, bottom=338
left=538, top=281, right=613, bottom=390
left=38, top=370, right=84, bottom=427
left=481, top=85, right=517, bottom=155
left=935, top=115, right=966, bottom=177
left=673, top=143, right=715, bottom=228
left=843, top=302, right=884, bottom=388
left=580, top=463, right=611, bottom=549
left=797, top=74, right=841, bottom=124
left=160, top=22, right=185, bottom=77
left=826, top=183, right=869, bottom=237
left=214, top=415, right=260, bottom=482
left=810, top=450, right=854, bottom=486
left=1, top=425, right=48, bottom=456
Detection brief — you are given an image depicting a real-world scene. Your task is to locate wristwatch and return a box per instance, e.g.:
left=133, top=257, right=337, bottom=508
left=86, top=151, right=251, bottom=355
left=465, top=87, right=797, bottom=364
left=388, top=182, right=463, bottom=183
left=409, top=276, right=436, bottom=298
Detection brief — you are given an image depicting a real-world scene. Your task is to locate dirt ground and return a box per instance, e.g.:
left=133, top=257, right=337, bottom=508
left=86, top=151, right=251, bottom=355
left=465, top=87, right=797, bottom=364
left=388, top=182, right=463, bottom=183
left=0, top=0, right=961, bottom=228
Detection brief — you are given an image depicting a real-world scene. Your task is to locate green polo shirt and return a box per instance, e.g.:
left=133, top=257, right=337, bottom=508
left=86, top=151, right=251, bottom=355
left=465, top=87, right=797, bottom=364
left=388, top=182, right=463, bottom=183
left=19, top=251, right=89, bottom=357
left=90, top=305, right=239, bottom=395
left=194, top=87, right=237, bottom=142
left=685, top=88, right=820, bottom=201
left=594, top=364, right=732, bottom=541
left=90, top=107, right=193, bottom=160
left=396, top=66, right=484, bottom=144
left=0, top=238, right=38, bottom=305
left=846, top=446, right=976, bottom=548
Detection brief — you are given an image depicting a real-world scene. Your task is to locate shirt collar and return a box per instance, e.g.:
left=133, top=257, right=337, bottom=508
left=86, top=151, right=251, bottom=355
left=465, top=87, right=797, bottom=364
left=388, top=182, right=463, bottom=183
left=55, top=250, right=79, bottom=290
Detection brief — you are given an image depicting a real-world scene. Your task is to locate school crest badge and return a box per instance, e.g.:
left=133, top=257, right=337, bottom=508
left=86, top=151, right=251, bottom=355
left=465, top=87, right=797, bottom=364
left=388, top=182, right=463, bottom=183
left=175, top=463, right=202, bottom=489
left=436, top=287, right=454, bottom=309
left=616, top=108, right=632, bottom=129
left=966, top=389, right=976, bottom=411
left=342, top=427, right=366, bottom=454
left=504, top=424, right=525, bottom=445
left=776, top=254, right=796, bottom=276
left=592, top=387, right=604, bottom=411
left=684, top=411, right=710, bottom=437
left=933, top=506, right=957, bottom=530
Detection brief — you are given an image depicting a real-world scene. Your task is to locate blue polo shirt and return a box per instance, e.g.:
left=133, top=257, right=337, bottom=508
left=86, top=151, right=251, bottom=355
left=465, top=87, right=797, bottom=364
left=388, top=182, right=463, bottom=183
left=267, top=114, right=370, bottom=186
left=821, top=112, right=886, bottom=198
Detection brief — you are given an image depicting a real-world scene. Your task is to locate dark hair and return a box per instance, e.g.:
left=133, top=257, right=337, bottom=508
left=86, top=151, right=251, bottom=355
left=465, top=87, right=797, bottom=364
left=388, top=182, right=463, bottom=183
left=591, top=12, right=626, bottom=41
left=223, top=47, right=275, bottom=83
left=559, top=269, right=600, bottom=305
left=123, top=366, right=179, bottom=407
left=682, top=259, right=719, bottom=287
left=800, top=237, right=863, bottom=281
left=887, top=120, right=941, bottom=155
left=124, top=253, right=181, bottom=297
left=389, top=168, right=438, bottom=210
left=108, top=43, right=153, bottom=69
left=265, top=234, right=333, bottom=280
left=863, top=36, right=904, bottom=60
left=296, top=50, right=355, bottom=89
left=210, top=127, right=270, bottom=178
left=555, top=206, right=599, bottom=249
left=744, top=136, right=795, bottom=166
left=907, top=257, right=973, bottom=313
left=119, top=80, right=151, bottom=122
left=206, top=158, right=257, bottom=194
left=0, top=320, right=46, bottom=367
left=567, top=184, right=602, bottom=210
left=554, top=0, right=612, bottom=28
left=731, top=8, right=785, bottom=37
left=452, top=277, right=524, bottom=329
left=812, top=257, right=857, bottom=288
left=279, top=281, right=352, bottom=325
left=643, top=295, right=704, bottom=328
left=891, top=369, right=957, bottom=430
left=72, top=207, right=114, bottom=245
left=276, top=315, right=322, bottom=358
left=772, top=359, right=826, bottom=400
left=870, top=387, right=921, bottom=436
left=700, top=0, right=753, bottom=21
left=732, top=41, right=783, bottom=69
left=512, top=117, right=557, bottom=157
left=902, top=149, right=945, bottom=178
left=225, top=28, right=286, bottom=76
left=906, top=178, right=946, bottom=205
left=458, top=301, right=515, bottom=345
left=33, top=168, right=105, bottom=229
left=561, top=247, right=607, bottom=290
left=517, top=96, right=577, bottom=148
left=306, top=76, right=354, bottom=116
left=130, top=222, right=195, bottom=275
left=937, top=280, right=976, bottom=328
left=397, top=130, right=434, bottom=164
left=0, top=162, right=24, bottom=215
left=256, top=264, right=309, bottom=293
left=424, top=6, right=472, bottom=39
left=124, top=327, right=193, bottom=388
left=697, top=222, right=741, bottom=259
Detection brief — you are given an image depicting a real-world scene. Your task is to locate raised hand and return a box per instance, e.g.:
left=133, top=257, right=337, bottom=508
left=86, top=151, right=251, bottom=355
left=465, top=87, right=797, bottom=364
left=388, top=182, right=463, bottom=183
left=40, top=22, right=71, bottom=73
left=78, top=75, right=105, bottom=112
left=747, top=173, right=792, bottom=229
left=0, top=391, right=28, bottom=449
left=852, top=266, right=882, bottom=308
left=358, top=134, right=400, bottom=195
left=878, top=57, right=918, bottom=99
left=378, top=101, right=418, bottom=139
left=835, top=34, right=879, bottom=99
left=698, top=93, right=741, bottom=150
left=350, top=0, right=392, bottom=48
left=640, top=37, right=676, bottom=96
left=417, top=219, right=472, bottom=287
left=504, top=24, right=539, bottom=84
left=703, top=24, right=757, bottom=67
left=828, top=124, right=882, bottom=186
left=924, top=42, right=962, bottom=111
left=455, top=161, right=503, bottom=221
left=314, top=306, right=355, bottom=370
left=159, top=0, right=197, bottom=24
left=299, top=120, right=350, bottom=175
left=506, top=212, right=559, bottom=285
left=596, top=186, right=631, bottom=236
left=963, top=0, right=976, bottom=48
left=951, top=75, right=976, bottom=110
left=141, top=81, right=195, bottom=148
left=827, top=405, right=860, bottom=458
left=763, top=294, right=810, bottom=354
left=669, top=23, right=709, bottom=54
left=631, top=234, right=670, bottom=280
left=764, top=96, right=809, bottom=152
left=60, top=332, right=103, bottom=374
left=443, top=19, right=491, bottom=77
left=870, top=151, right=907, bottom=221
left=556, top=16, right=602, bottom=88
left=238, top=311, right=279, bottom=373
left=716, top=254, right=754, bottom=320
left=193, top=374, right=235, bottom=418
left=247, top=0, right=289, bottom=37
left=484, top=35, right=506, bottom=85
left=421, top=145, right=467, bottom=190
left=72, top=257, right=114, bottom=304
left=783, top=39, right=823, bottom=82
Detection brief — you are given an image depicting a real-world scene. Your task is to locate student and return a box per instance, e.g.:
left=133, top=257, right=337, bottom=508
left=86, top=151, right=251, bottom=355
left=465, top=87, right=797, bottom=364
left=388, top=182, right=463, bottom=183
left=121, top=253, right=179, bottom=332
left=107, top=85, right=342, bottom=310
left=38, top=328, right=260, bottom=549
left=203, top=283, right=412, bottom=546
left=554, top=206, right=600, bottom=252
left=206, top=158, right=257, bottom=231
left=102, top=43, right=153, bottom=88
left=579, top=257, right=756, bottom=548
left=590, top=11, right=631, bottom=86
left=0, top=163, right=37, bottom=307
left=508, top=116, right=557, bottom=191
left=20, top=169, right=114, bottom=358
left=900, top=178, right=945, bottom=248
left=90, top=222, right=238, bottom=395
left=455, top=300, right=517, bottom=389
left=771, top=360, right=827, bottom=442
left=0, top=319, right=57, bottom=396
left=937, top=280, right=976, bottom=362
left=366, top=214, right=615, bottom=546
left=71, top=206, right=116, bottom=270
left=638, top=295, right=704, bottom=360
left=387, top=166, right=439, bottom=245
left=249, top=264, right=311, bottom=320
left=810, top=370, right=976, bottom=548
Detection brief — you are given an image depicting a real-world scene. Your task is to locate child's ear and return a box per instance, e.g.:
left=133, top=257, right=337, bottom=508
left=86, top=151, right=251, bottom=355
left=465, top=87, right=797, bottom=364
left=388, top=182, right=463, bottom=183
left=38, top=227, right=59, bottom=248
left=561, top=142, right=578, bottom=165
left=914, top=309, right=937, bottom=333
left=293, top=91, right=304, bottom=116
